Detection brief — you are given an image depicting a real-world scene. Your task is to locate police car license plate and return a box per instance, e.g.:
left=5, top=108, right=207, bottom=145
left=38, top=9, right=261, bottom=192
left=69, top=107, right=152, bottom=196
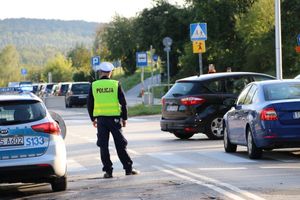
left=0, top=136, right=24, bottom=147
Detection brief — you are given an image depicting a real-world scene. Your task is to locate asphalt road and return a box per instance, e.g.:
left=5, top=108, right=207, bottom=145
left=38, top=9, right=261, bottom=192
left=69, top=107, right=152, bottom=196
left=1, top=108, right=300, bottom=200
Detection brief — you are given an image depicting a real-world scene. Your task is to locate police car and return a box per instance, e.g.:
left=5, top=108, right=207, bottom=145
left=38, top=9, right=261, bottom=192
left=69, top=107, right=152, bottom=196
left=0, top=87, right=67, bottom=192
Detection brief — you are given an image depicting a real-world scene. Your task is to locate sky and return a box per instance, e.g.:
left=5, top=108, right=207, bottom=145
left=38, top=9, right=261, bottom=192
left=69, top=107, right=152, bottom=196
left=0, top=0, right=185, bottom=23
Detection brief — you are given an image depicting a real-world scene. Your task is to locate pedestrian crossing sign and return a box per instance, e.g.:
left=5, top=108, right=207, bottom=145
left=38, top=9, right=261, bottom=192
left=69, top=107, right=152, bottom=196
left=190, top=23, right=207, bottom=41
left=193, top=40, right=206, bottom=53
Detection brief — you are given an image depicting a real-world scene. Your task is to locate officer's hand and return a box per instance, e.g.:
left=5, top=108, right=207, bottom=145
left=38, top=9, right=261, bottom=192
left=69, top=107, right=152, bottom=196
left=121, top=119, right=126, bottom=127
left=93, top=120, right=97, bottom=128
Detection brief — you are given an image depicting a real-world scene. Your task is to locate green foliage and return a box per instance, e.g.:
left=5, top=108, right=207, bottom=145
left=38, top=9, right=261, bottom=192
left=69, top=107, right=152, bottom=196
left=0, top=18, right=101, bottom=66
left=98, top=16, right=137, bottom=75
left=67, top=44, right=92, bottom=81
left=43, top=53, right=73, bottom=82
left=128, top=104, right=162, bottom=117
left=0, top=45, right=21, bottom=86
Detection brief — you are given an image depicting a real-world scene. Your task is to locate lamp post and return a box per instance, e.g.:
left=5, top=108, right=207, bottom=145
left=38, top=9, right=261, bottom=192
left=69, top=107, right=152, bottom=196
left=275, top=0, right=282, bottom=80
left=163, top=37, right=172, bottom=90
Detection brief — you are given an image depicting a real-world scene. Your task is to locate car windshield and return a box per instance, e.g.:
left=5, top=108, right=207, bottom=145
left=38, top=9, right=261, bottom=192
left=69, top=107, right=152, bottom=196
left=0, top=100, right=46, bottom=125
left=264, top=83, right=300, bottom=101
left=165, top=82, right=208, bottom=97
left=72, top=83, right=90, bottom=93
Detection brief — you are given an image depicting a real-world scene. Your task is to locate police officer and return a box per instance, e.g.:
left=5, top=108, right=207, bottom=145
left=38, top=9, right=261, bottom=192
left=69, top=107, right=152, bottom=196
left=87, top=62, right=139, bottom=178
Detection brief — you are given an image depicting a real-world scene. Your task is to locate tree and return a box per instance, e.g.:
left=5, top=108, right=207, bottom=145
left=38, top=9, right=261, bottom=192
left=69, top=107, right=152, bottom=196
left=97, top=16, right=137, bottom=75
left=67, top=44, right=92, bottom=81
left=0, top=45, right=21, bottom=86
left=43, top=53, right=72, bottom=82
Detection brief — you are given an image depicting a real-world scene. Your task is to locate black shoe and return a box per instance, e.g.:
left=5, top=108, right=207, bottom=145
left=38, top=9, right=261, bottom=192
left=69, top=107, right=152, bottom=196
left=103, top=172, right=113, bottom=178
left=125, top=168, right=140, bottom=176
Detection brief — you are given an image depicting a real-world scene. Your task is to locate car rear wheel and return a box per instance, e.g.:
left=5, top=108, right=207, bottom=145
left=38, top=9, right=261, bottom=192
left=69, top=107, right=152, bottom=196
left=173, top=132, right=194, bottom=139
left=51, top=175, right=67, bottom=192
left=223, top=126, right=237, bottom=153
left=247, top=128, right=262, bottom=159
left=205, top=116, right=224, bottom=140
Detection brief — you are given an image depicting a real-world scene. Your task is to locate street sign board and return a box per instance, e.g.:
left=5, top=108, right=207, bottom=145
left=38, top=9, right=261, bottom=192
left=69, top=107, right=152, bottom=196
left=297, top=34, right=300, bottom=46
left=136, top=52, right=148, bottom=67
left=152, top=54, right=158, bottom=62
left=21, top=68, right=27, bottom=75
left=190, top=23, right=207, bottom=41
left=91, top=56, right=101, bottom=71
left=193, top=41, right=206, bottom=53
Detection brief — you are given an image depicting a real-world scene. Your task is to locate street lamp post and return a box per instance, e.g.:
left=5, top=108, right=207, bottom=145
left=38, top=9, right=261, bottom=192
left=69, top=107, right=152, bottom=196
left=275, top=0, right=282, bottom=80
left=163, top=37, right=172, bottom=90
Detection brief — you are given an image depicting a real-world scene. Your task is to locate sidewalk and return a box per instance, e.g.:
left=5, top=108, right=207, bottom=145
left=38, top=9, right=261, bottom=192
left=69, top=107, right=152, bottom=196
left=125, top=74, right=162, bottom=107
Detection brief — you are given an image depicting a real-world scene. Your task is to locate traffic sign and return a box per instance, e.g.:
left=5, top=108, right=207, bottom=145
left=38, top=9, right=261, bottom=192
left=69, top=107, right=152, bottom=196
left=21, top=68, right=27, bottom=75
left=136, top=52, right=148, bottom=67
left=91, top=56, right=100, bottom=71
left=152, top=54, right=158, bottom=62
left=297, top=34, right=300, bottom=46
left=193, top=41, right=206, bottom=53
left=190, top=23, right=207, bottom=41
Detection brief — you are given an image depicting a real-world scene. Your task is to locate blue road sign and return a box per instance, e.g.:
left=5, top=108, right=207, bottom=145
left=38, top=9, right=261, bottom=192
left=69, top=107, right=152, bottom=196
left=190, top=23, right=207, bottom=41
left=21, top=68, right=27, bottom=75
left=152, top=54, right=158, bottom=62
left=136, top=52, right=148, bottom=67
left=91, top=56, right=101, bottom=71
left=91, top=56, right=100, bottom=66
left=297, top=34, right=300, bottom=46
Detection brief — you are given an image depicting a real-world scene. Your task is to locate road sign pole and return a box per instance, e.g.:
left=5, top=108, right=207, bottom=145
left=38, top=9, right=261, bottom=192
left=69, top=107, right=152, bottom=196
left=167, top=50, right=170, bottom=90
left=198, top=53, right=203, bottom=75
left=275, top=0, right=282, bottom=80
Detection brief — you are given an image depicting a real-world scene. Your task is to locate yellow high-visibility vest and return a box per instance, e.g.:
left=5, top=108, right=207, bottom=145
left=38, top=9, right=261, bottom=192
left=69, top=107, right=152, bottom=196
left=92, top=80, right=121, bottom=116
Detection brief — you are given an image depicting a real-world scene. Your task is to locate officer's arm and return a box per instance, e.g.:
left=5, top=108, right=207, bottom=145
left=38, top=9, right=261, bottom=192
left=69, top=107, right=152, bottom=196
left=118, top=83, right=128, bottom=121
left=87, top=84, right=95, bottom=122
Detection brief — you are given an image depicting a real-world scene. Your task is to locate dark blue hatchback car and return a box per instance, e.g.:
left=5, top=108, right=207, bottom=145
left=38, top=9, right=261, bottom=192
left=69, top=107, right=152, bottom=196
left=223, top=80, right=300, bottom=159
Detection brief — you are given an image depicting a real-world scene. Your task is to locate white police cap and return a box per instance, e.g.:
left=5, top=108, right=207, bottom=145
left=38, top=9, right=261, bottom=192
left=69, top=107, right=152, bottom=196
left=97, top=62, right=114, bottom=72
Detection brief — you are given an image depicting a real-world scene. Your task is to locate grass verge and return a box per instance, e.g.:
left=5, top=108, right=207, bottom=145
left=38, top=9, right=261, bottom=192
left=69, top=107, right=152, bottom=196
left=128, top=104, right=162, bottom=117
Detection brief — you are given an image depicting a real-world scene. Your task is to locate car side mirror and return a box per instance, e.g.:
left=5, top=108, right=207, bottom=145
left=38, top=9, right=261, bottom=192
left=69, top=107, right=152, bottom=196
left=235, top=104, right=242, bottom=110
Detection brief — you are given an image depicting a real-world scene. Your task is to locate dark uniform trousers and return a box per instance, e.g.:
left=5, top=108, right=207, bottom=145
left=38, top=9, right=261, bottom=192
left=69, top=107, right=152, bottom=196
left=96, top=116, right=133, bottom=173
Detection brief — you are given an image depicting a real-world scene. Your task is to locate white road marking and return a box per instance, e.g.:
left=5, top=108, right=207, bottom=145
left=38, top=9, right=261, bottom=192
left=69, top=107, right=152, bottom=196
left=154, top=165, right=246, bottom=200
left=127, top=149, right=141, bottom=156
left=67, top=159, right=88, bottom=172
left=165, top=165, right=266, bottom=200
left=198, top=151, right=257, bottom=163
left=198, top=167, right=247, bottom=171
left=148, top=152, right=196, bottom=164
left=260, top=165, right=300, bottom=169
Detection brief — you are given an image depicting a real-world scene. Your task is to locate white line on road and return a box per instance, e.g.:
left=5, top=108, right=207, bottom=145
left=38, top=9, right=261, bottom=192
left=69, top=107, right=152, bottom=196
left=154, top=165, right=246, bottom=200
left=164, top=165, right=266, bottom=200
left=198, top=167, right=247, bottom=171
left=67, top=159, right=88, bottom=172
left=260, top=165, right=300, bottom=169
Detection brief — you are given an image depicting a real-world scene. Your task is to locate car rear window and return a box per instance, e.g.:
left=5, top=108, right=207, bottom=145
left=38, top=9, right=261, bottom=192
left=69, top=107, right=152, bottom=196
left=0, top=100, right=46, bottom=125
left=264, top=83, right=300, bottom=101
left=164, top=82, right=208, bottom=97
left=71, top=83, right=90, bottom=93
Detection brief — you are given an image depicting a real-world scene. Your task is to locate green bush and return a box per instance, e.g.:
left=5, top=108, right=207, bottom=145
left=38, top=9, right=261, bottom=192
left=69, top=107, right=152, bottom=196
left=128, top=104, right=162, bottom=117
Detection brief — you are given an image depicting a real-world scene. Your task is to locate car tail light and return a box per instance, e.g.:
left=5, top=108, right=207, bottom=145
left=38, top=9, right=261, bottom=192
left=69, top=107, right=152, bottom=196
left=260, top=107, right=278, bottom=121
left=180, top=97, right=205, bottom=106
left=162, top=98, right=166, bottom=105
left=31, top=122, right=61, bottom=135
left=184, top=127, right=196, bottom=132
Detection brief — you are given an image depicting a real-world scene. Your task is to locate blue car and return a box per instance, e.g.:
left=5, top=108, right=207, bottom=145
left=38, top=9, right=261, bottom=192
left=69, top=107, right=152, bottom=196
left=223, top=80, right=300, bottom=159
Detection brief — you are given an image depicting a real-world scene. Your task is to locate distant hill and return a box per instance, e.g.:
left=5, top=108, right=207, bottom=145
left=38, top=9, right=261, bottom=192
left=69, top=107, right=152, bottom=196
left=0, top=18, right=103, bottom=65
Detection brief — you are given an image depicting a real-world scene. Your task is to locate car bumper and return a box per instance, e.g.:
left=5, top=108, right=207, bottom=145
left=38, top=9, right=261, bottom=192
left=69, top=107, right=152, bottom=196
left=69, top=96, right=87, bottom=105
left=0, top=135, right=67, bottom=183
left=255, top=127, right=300, bottom=148
left=160, top=117, right=205, bottom=133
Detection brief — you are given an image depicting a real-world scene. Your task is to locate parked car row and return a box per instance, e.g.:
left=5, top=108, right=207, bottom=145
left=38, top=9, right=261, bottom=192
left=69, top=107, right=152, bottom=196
left=33, top=82, right=91, bottom=108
